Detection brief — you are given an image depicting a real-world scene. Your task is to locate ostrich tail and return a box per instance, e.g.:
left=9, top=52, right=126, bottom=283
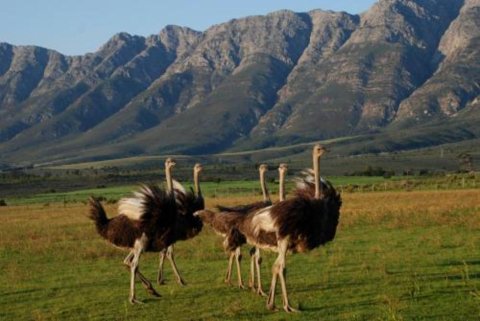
left=88, top=197, right=109, bottom=238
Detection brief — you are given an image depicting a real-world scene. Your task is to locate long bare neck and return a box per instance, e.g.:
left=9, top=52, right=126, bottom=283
left=194, top=171, right=201, bottom=197
left=313, top=153, right=321, bottom=199
left=260, top=171, right=270, bottom=203
left=279, top=171, right=285, bottom=202
left=166, top=166, right=173, bottom=193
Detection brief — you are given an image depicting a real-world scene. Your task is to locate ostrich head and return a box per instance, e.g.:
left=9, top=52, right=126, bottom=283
left=278, top=163, right=288, bottom=175
left=194, top=163, right=203, bottom=175
left=259, top=164, right=269, bottom=175
left=193, top=210, right=216, bottom=225
left=313, top=144, right=327, bottom=159
left=165, top=157, right=176, bottom=170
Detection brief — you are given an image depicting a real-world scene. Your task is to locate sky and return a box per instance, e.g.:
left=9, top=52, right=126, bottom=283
left=0, top=0, right=377, bottom=56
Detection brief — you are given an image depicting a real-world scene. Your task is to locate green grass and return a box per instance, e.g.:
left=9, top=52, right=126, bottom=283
left=2, top=177, right=389, bottom=206
left=1, top=190, right=479, bottom=320
left=5, top=174, right=479, bottom=206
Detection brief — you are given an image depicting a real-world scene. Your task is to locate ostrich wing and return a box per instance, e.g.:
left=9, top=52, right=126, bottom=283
left=216, top=201, right=272, bottom=214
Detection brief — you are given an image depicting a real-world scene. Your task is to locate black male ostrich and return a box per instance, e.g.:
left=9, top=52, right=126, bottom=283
left=118, top=163, right=204, bottom=286
left=199, top=145, right=341, bottom=312
left=88, top=158, right=198, bottom=304
left=194, top=164, right=271, bottom=289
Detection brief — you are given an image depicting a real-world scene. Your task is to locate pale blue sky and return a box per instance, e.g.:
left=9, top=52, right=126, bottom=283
left=0, top=0, right=377, bottom=56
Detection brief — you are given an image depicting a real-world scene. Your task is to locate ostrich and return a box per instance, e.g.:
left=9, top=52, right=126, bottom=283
left=88, top=158, right=198, bottom=304
left=248, top=163, right=288, bottom=296
left=156, top=163, right=204, bottom=285
left=194, top=164, right=271, bottom=289
left=248, top=144, right=341, bottom=312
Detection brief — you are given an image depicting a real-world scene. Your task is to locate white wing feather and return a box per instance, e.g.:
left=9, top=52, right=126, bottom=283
left=118, top=185, right=158, bottom=220
left=172, top=179, right=186, bottom=195
left=118, top=197, right=144, bottom=220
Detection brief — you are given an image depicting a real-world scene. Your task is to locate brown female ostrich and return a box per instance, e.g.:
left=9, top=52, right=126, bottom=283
left=88, top=158, right=202, bottom=304
left=194, top=164, right=271, bottom=289
left=247, top=163, right=288, bottom=296
left=156, top=163, right=204, bottom=285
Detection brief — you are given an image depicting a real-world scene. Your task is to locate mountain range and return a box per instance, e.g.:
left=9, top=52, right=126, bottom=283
left=0, top=0, right=479, bottom=166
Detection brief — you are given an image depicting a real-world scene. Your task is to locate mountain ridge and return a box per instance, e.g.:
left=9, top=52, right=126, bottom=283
left=0, top=0, right=479, bottom=165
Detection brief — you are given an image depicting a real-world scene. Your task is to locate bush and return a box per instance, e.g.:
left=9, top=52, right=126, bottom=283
left=0, top=199, right=7, bottom=206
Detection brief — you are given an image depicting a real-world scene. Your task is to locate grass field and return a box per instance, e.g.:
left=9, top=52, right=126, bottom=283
left=3, top=177, right=388, bottom=206
left=1, top=189, right=479, bottom=320
left=4, top=174, right=478, bottom=206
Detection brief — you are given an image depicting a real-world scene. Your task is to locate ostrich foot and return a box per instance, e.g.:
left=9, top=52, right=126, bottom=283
left=145, top=286, right=161, bottom=297
left=256, top=288, right=267, bottom=297
left=283, top=304, right=299, bottom=313
left=129, top=297, right=144, bottom=305
left=266, top=302, right=278, bottom=311
left=176, top=277, right=186, bottom=286
left=157, top=276, right=166, bottom=285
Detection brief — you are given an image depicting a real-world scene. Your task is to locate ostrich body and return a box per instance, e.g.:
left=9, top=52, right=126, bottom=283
left=250, top=145, right=341, bottom=312
left=156, top=163, right=204, bottom=286
left=88, top=158, right=177, bottom=304
left=195, top=164, right=271, bottom=289
left=209, top=146, right=341, bottom=312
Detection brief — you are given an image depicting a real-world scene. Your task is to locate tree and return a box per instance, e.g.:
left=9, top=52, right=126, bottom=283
left=457, top=152, right=474, bottom=173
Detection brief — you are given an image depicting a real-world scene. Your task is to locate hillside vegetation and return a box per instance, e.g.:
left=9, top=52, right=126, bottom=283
left=0, top=0, right=479, bottom=164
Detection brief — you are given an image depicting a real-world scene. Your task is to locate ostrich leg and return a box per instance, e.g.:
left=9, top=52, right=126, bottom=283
left=128, top=239, right=145, bottom=304
left=157, top=248, right=167, bottom=285
left=234, top=247, right=245, bottom=289
left=254, top=247, right=266, bottom=296
left=249, top=247, right=256, bottom=289
left=267, top=238, right=297, bottom=312
left=165, top=245, right=186, bottom=286
left=225, top=252, right=235, bottom=284
left=266, top=256, right=279, bottom=311
left=272, top=238, right=297, bottom=312
left=124, top=251, right=160, bottom=297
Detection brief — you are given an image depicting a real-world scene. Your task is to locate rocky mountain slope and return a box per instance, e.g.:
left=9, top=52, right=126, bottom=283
left=0, top=0, right=479, bottom=165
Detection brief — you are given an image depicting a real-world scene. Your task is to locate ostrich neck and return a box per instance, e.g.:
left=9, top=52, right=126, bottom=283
left=166, top=166, right=173, bottom=193
left=279, top=171, right=285, bottom=202
left=313, top=154, right=321, bottom=199
left=260, top=171, right=270, bottom=203
left=194, top=171, right=201, bottom=197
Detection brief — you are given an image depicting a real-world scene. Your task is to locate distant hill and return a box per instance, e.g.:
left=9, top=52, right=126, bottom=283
left=0, top=0, right=479, bottom=166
